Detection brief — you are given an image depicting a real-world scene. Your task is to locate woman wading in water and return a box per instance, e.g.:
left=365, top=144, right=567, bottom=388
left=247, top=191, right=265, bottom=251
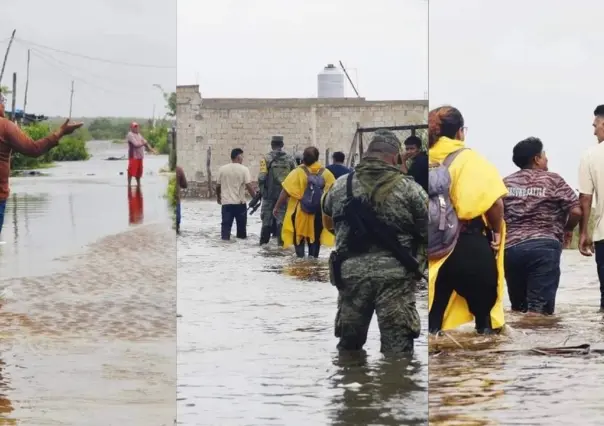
left=428, top=106, right=508, bottom=335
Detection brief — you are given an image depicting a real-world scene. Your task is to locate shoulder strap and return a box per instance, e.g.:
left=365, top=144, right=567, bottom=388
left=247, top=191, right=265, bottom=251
left=302, top=166, right=311, bottom=176
left=317, top=168, right=325, bottom=176
left=267, top=157, right=275, bottom=171
left=346, top=171, right=355, bottom=199
left=442, top=148, right=469, bottom=168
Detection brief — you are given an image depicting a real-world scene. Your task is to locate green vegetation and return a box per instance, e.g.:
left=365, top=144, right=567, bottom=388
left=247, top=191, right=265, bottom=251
left=84, top=117, right=171, bottom=155
left=166, top=174, right=178, bottom=229
left=166, top=174, right=177, bottom=207
left=11, top=122, right=91, bottom=170
left=142, top=126, right=170, bottom=155
left=87, top=117, right=139, bottom=141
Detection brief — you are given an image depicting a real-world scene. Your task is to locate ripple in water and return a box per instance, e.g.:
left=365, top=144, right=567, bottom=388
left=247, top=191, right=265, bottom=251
left=177, top=200, right=428, bottom=426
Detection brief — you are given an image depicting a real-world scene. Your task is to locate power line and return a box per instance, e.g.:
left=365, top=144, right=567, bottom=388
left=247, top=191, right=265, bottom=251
left=30, top=49, right=149, bottom=97
left=14, top=37, right=174, bottom=70
left=30, top=47, right=154, bottom=93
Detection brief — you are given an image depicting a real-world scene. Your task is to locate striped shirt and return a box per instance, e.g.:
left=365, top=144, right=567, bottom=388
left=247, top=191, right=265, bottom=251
left=503, top=168, right=578, bottom=248
left=127, top=131, right=146, bottom=160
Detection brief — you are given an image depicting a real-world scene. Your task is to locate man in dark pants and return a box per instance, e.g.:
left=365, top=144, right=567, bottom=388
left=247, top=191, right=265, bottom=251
left=326, top=151, right=351, bottom=179
left=503, top=137, right=581, bottom=314
left=579, top=105, right=604, bottom=310
left=400, top=135, right=428, bottom=193
left=216, top=148, right=257, bottom=240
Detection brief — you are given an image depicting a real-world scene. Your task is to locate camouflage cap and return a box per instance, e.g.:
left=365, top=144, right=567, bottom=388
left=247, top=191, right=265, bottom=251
left=367, top=129, right=401, bottom=153
left=271, top=135, right=284, bottom=143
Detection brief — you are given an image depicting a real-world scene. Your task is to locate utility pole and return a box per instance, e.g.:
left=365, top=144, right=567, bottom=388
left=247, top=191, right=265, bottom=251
left=0, top=29, right=16, bottom=87
left=68, top=80, right=74, bottom=118
left=11, top=72, right=16, bottom=123
left=23, top=49, right=30, bottom=115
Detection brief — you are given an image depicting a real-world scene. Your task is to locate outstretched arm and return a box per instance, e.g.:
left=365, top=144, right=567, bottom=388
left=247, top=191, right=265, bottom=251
left=2, top=119, right=61, bottom=157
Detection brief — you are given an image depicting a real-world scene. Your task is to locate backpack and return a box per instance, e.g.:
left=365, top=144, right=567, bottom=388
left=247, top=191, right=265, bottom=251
left=427, top=148, right=468, bottom=260
left=265, top=152, right=293, bottom=199
left=300, top=167, right=326, bottom=214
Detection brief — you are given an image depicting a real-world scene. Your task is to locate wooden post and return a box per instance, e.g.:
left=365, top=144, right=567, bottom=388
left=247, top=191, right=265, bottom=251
left=10, top=72, right=16, bottom=123
left=0, top=30, right=16, bottom=86
left=68, top=80, right=74, bottom=118
left=357, top=122, right=364, bottom=158
left=206, top=146, right=212, bottom=198
left=23, top=49, right=30, bottom=115
left=346, top=131, right=357, bottom=168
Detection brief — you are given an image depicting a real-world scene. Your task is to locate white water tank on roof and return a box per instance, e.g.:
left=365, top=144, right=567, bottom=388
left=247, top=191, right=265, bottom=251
left=317, top=64, right=345, bottom=98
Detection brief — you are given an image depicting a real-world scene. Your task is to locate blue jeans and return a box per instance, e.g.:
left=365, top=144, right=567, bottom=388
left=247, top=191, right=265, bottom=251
left=594, top=241, right=604, bottom=307
left=504, top=238, right=562, bottom=315
left=0, top=199, right=6, bottom=235
left=221, top=204, right=247, bottom=240
left=175, top=202, right=181, bottom=232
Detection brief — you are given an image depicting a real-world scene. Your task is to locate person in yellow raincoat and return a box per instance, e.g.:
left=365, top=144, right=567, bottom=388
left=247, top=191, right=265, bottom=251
left=272, top=146, right=336, bottom=258
left=428, top=106, right=508, bottom=335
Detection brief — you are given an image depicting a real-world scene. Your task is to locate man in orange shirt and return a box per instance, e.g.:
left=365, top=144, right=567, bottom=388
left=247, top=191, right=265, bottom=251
left=0, top=93, right=82, bottom=237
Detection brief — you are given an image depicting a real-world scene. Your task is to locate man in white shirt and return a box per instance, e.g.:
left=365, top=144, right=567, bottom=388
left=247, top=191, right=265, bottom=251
left=216, top=148, right=257, bottom=240
left=578, top=104, right=604, bottom=310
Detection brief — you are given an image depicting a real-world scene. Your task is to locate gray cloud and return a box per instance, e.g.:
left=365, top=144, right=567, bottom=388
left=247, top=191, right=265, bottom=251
left=430, top=0, right=604, bottom=188
left=177, top=0, right=427, bottom=100
left=2, top=0, right=175, bottom=117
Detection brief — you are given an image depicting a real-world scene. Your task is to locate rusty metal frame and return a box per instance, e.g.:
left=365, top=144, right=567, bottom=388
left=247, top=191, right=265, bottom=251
left=346, top=123, right=428, bottom=168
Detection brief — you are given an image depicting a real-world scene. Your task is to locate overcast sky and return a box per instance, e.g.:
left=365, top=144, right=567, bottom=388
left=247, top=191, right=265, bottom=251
left=177, top=0, right=428, bottom=100
left=1, top=0, right=175, bottom=118
left=430, top=0, right=604, bottom=189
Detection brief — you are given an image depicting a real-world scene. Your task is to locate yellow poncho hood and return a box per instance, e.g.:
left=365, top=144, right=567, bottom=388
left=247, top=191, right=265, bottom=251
left=281, top=162, right=336, bottom=248
left=428, top=137, right=508, bottom=331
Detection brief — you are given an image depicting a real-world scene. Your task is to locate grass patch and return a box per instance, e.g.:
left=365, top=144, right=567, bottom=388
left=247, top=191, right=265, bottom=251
left=166, top=174, right=177, bottom=230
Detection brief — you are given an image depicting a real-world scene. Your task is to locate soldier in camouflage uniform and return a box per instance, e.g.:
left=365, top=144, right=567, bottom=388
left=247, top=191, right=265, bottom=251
left=322, top=130, right=428, bottom=354
left=258, top=135, right=297, bottom=245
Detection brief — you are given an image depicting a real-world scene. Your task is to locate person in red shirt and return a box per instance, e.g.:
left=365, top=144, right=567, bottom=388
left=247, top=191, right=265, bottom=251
left=126, top=122, right=156, bottom=189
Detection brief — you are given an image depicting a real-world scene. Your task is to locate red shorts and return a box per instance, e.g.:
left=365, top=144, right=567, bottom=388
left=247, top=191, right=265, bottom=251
left=128, top=158, right=143, bottom=179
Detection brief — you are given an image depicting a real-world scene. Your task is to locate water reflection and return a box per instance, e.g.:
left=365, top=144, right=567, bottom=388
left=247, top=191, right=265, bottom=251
left=128, top=187, right=144, bottom=225
left=0, top=143, right=175, bottom=424
left=429, top=251, right=604, bottom=425
left=0, top=359, right=16, bottom=425
left=330, top=351, right=425, bottom=426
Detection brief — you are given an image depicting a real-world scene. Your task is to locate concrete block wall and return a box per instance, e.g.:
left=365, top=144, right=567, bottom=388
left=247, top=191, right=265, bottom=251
left=176, top=85, right=428, bottom=185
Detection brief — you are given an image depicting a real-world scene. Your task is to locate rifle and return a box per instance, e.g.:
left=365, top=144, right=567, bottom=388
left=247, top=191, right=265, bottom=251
left=248, top=192, right=262, bottom=215
left=334, top=172, right=426, bottom=282
left=350, top=197, right=426, bottom=281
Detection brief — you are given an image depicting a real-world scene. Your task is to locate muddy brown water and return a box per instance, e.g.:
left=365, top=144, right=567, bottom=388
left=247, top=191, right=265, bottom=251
left=429, top=250, right=604, bottom=426
left=0, top=141, right=175, bottom=425
left=177, top=200, right=428, bottom=426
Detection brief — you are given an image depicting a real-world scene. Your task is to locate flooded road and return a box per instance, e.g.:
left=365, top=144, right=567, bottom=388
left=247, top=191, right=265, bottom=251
left=0, top=141, right=175, bottom=425
left=429, top=250, right=604, bottom=426
left=177, top=200, right=428, bottom=426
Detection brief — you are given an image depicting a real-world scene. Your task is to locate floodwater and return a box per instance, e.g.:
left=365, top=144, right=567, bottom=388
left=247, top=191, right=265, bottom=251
left=0, top=140, right=175, bottom=425
left=177, top=200, right=428, bottom=426
left=429, top=250, right=604, bottom=426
